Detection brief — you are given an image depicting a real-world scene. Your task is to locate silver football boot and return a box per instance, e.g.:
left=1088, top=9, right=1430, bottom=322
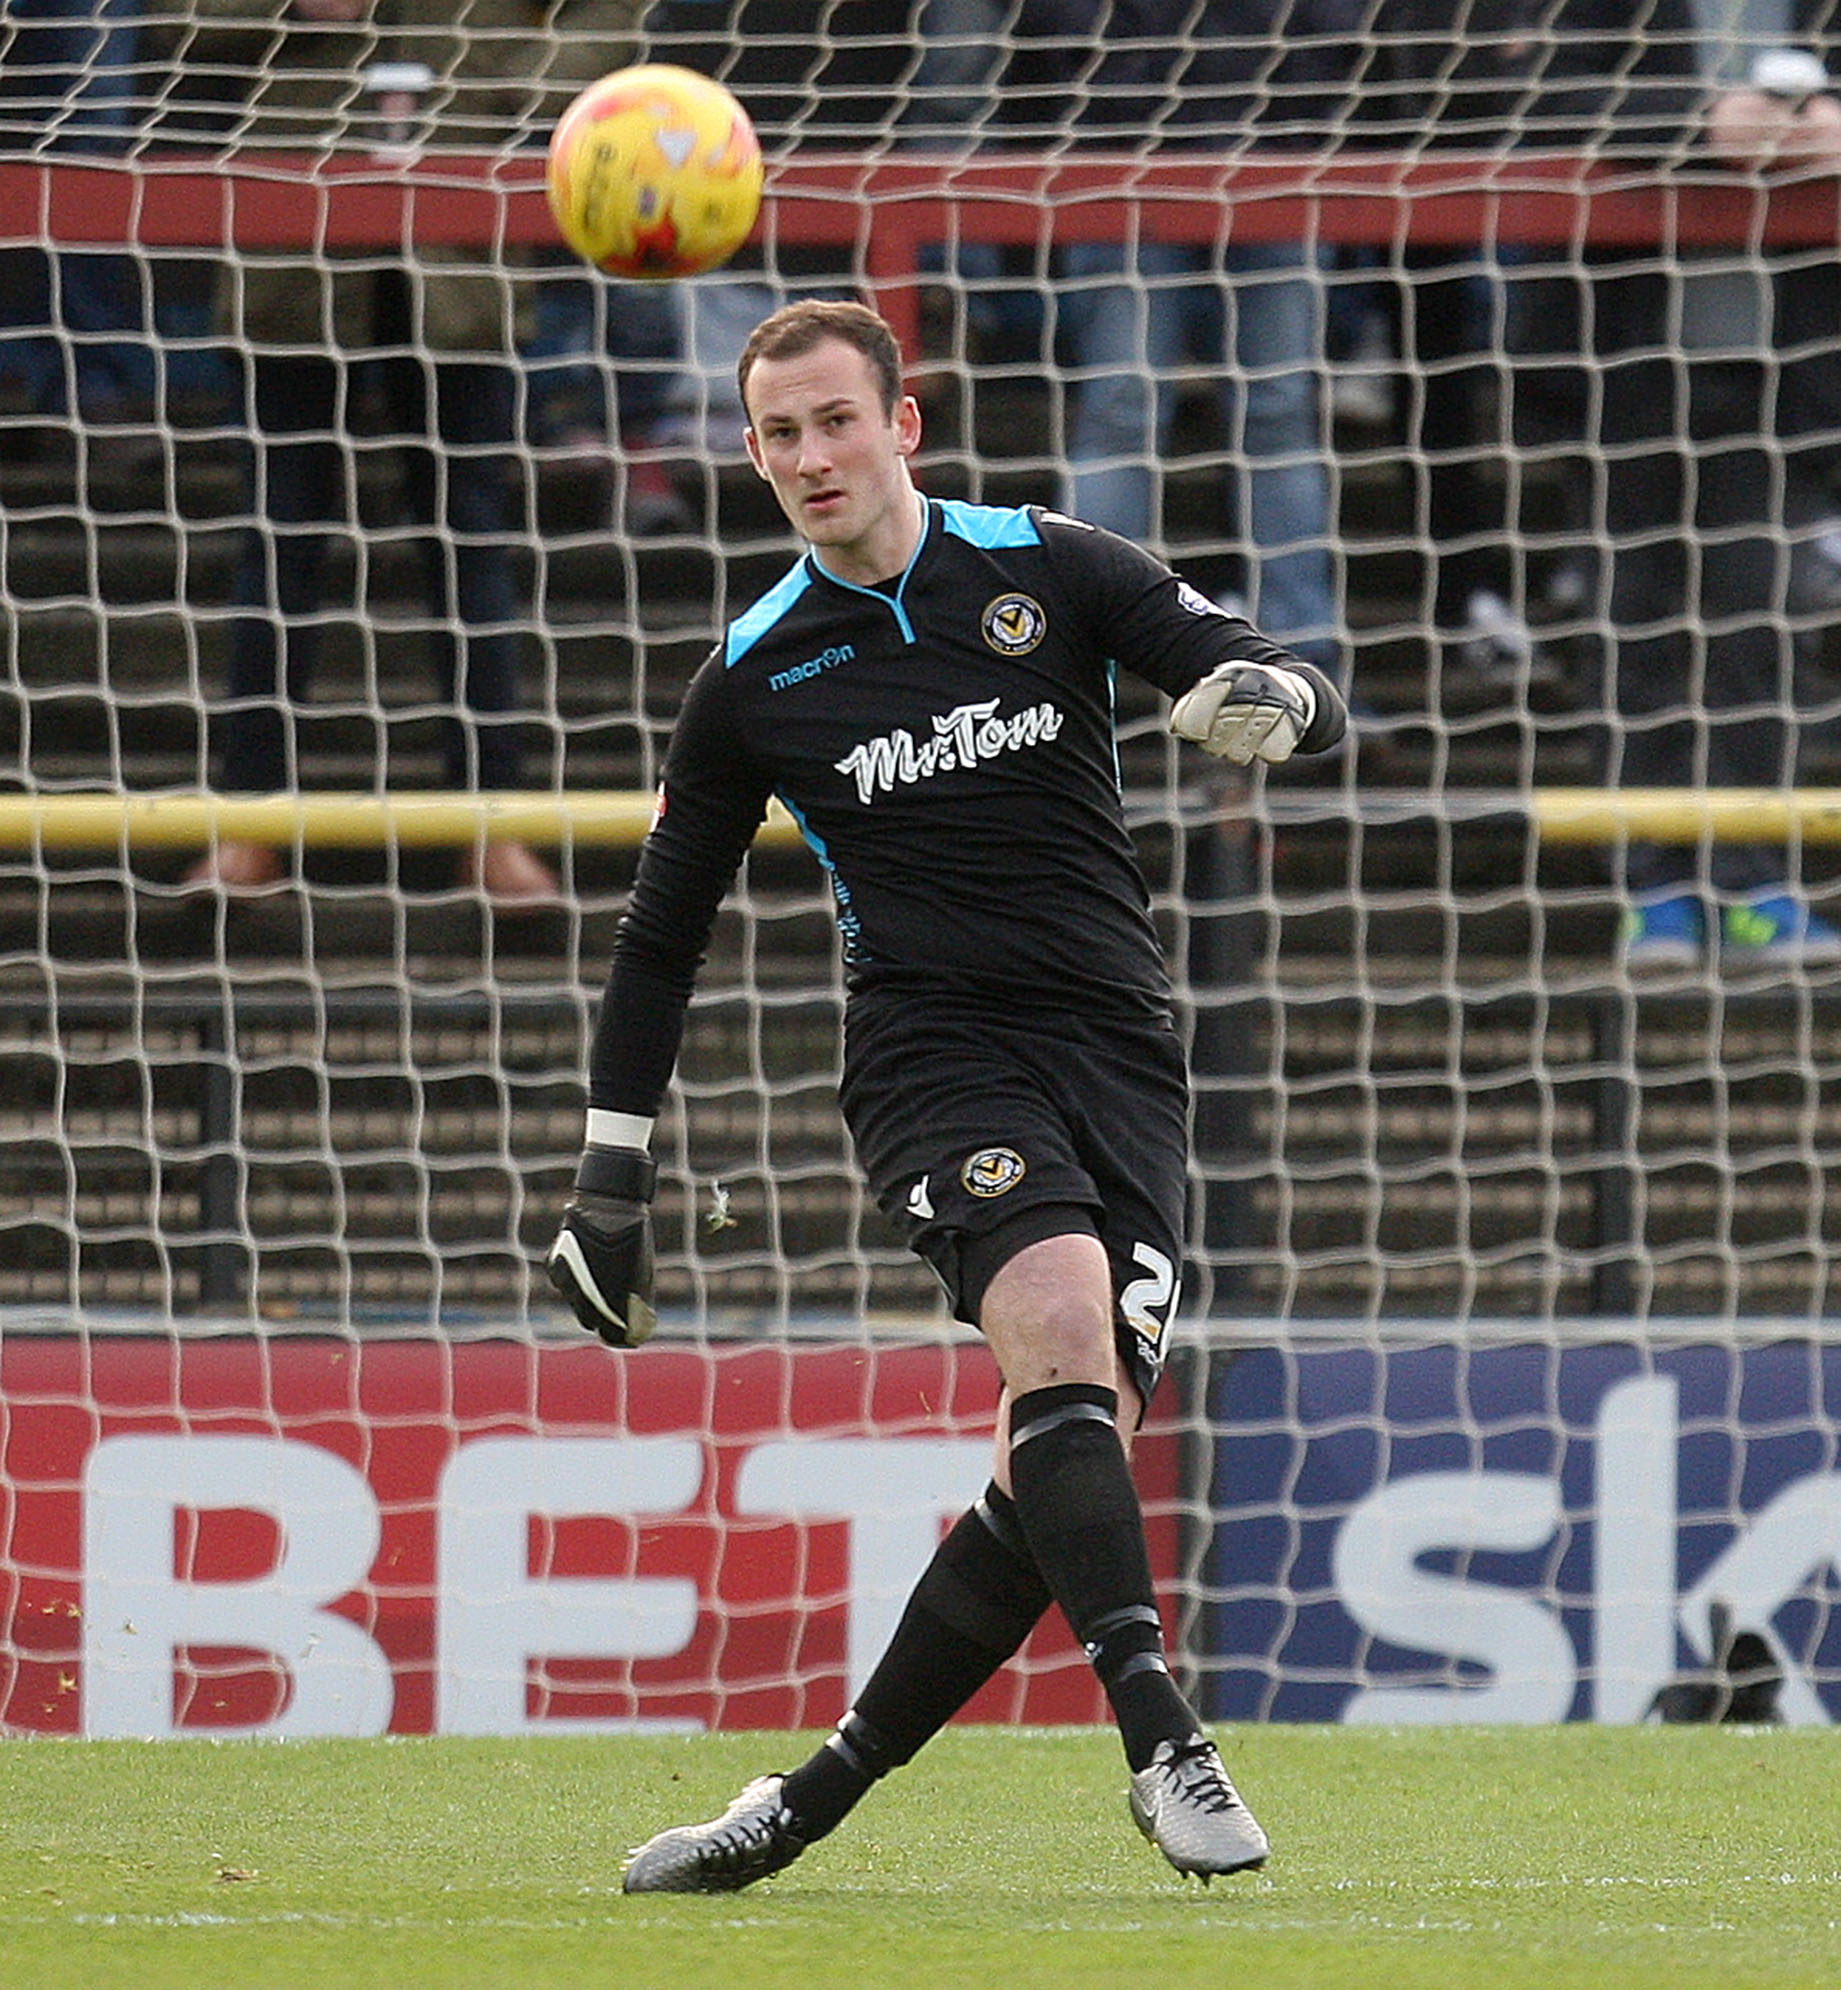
left=1128, top=1735, right=1269, bottom=1880
left=621, top=1774, right=809, bottom=1894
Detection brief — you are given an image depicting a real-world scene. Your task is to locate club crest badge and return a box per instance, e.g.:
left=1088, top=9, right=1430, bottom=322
left=981, top=593, right=1046, bottom=656
left=961, top=1147, right=1027, bottom=1197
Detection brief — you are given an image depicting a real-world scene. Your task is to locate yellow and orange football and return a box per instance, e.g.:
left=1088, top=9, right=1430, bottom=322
left=546, top=64, right=764, bottom=281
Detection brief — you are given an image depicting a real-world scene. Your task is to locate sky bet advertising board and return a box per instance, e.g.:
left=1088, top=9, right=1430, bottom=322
left=1207, top=1337, right=1841, bottom=1724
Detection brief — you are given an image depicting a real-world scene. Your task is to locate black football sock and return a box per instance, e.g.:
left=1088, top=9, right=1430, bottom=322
left=1005, top=1381, right=1201, bottom=1772
left=778, top=1484, right=1053, bottom=1840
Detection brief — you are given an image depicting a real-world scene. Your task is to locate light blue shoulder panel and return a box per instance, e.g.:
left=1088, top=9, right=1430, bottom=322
left=936, top=499, right=1043, bottom=551
left=726, top=560, right=816, bottom=667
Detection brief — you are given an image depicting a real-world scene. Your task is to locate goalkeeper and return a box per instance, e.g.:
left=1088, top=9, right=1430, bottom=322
left=548, top=298, right=1345, bottom=1891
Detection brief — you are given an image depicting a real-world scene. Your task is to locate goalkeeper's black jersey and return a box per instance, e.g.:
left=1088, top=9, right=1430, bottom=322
left=589, top=498, right=1342, bottom=1116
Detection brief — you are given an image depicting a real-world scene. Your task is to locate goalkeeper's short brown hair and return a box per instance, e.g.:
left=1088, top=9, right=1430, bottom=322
left=738, top=299, right=904, bottom=418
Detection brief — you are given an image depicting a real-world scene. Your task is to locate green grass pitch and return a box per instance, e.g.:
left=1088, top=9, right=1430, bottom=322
left=1, top=1726, right=1836, bottom=1988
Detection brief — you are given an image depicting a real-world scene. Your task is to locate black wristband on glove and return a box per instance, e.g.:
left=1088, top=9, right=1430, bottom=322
left=574, top=1145, right=658, bottom=1202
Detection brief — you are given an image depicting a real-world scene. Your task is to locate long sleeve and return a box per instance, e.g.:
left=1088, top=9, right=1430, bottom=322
left=586, top=656, right=776, bottom=1115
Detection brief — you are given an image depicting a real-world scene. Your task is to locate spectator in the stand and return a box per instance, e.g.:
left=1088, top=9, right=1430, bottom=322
left=1526, top=0, right=1841, bottom=967
left=526, top=261, right=691, bottom=536
left=0, top=0, right=157, bottom=435
left=1352, top=7, right=1562, bottom=689
left=524, top=0, right=697, bottom=540
left=176, top=0, right=640, bottom=905
left=1040, top=0, right=1361, bottom=688
left=894, top=0, right=1050, bottom=362
left=639, top=0, right=913, bottom=451
left=1732, top=40, right=1841, bottom=620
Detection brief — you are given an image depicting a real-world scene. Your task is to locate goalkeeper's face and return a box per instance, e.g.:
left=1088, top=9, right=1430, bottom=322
left=743, top=337, right=925, bottom=586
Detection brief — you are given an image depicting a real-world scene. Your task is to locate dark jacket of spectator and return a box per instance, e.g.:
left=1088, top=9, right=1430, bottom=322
left=989, top=0, right=1368, bottom=148
left=1348, top=0, right=1703, bottom=156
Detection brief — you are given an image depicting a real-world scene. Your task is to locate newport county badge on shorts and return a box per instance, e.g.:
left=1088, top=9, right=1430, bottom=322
left=961, top=1146, right=1027, bottom=1198
left=981, top=593, right=1046, bottom=656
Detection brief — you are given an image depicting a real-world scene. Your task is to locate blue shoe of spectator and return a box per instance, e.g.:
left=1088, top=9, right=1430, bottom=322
left=1721, top=894, right=1841, bottom=968
left=1617, top=891, right=1704, bottom=971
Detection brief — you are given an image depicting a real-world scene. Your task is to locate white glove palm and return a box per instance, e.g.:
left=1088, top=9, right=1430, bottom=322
left=1169, top=663, right=1316, bottom=765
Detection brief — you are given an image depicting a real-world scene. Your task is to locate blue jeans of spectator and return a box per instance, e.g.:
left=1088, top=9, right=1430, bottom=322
left=895, top=0, right=1046, bottom=354
left=903, top=0, right=1003, bottom=132
left=525, top=265, right=681, bottom=444
left=0, top=0, right=155, bottom=416
left=219, top=350, right=526, bottom=794
left=1058, top=240, right=1336, bottom=669
left=1601, top=339, right=1792, bottom=898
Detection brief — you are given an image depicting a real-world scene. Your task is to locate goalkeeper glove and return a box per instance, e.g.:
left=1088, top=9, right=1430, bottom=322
left=546, top=1145, right=658, bottom=1348
left=1169, top=661, right=1318, bottom=766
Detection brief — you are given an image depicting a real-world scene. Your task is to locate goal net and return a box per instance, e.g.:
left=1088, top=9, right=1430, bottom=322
left=2, top=4, right=1840, bottom=1736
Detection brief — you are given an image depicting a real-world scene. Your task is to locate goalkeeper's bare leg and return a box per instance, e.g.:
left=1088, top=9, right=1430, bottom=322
left=622, top=1231, right=1263, bottom=1891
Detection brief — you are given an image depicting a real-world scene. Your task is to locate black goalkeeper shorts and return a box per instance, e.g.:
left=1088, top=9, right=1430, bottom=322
left=839, top=993, right=1189, bottom=1407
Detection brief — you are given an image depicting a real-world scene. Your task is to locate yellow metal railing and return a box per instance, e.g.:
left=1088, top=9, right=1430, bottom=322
left=1527, top=788, right=1841, bottom=846
left=0, top=791, right=803, bottom=850
left=2, top=788, right=1840, bottom=851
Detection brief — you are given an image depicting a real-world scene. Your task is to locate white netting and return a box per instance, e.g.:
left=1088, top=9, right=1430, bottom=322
left=2, top=6, right=1841, bottom=1736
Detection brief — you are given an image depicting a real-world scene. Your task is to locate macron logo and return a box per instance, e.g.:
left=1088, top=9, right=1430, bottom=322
left=835, top=698, right=1064, bottom=805
left=769, top=644, right=855, bottom=692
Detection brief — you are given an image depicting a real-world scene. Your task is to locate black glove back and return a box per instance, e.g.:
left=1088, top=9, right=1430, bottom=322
left=546, top=1146, right=659, bottom=1348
